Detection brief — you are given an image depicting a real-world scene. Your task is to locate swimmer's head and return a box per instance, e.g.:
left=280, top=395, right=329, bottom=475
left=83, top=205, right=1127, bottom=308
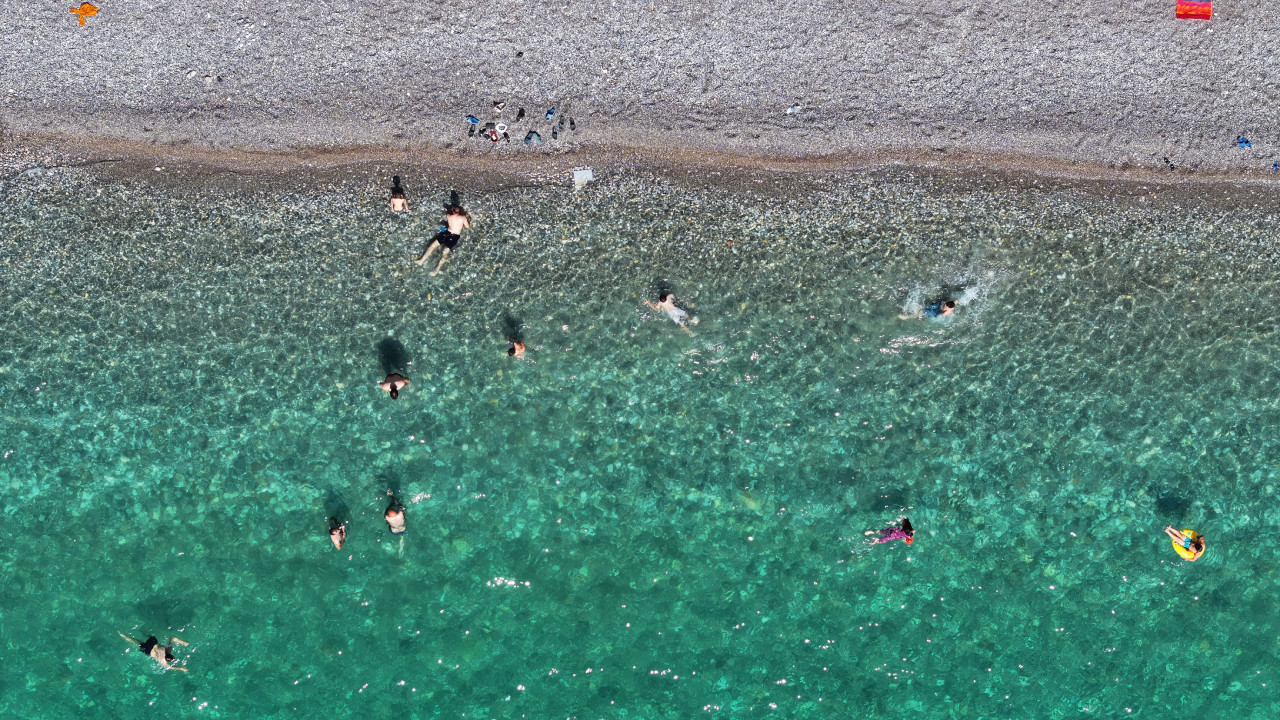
left=1192, top=536, right=1205, bottom=552
left=447, top=204, right=465, bottom=215
left=389, top=386, right=399, bottom=400
left=392, top=190, right=405, bottom=199
left=659, top=292, right=672, bottom=303
left=943, top=301, right=956, bottom=310
left=508, top=346, right=517, bottom=356
left=902, top=518, right=914, bottom=537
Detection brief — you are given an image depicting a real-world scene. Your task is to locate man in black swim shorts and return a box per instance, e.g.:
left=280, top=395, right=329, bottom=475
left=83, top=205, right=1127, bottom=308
left=415, top=203, right=471, bottom=276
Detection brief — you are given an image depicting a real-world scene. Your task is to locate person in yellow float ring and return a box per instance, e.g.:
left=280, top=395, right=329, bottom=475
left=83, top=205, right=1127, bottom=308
left=1164, top=526, right=1205, bottom=561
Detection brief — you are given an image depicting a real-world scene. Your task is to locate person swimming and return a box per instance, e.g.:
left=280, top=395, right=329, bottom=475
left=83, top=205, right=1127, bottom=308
left=328, top=517, right=347, bottom=549
left=384, top=491, right=407, bottom=535
left=507, top=340, right=525, bottom=358
left=866, top=517, right=914, bottom=545
left=923, top=299, right=956, bottom=318
left=1165, top=525, right=1205, bottom=561
left=379, top=373, right=409, bottom=400
left=645, top=292, right=696, bottom=334
left=899, top=298, right=957, bottom=320
left=118, top=633, right=189, bottom=672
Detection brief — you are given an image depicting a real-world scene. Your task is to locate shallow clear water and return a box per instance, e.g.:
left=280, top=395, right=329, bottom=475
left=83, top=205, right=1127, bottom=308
left=3, top=168, right=1280, bottom=718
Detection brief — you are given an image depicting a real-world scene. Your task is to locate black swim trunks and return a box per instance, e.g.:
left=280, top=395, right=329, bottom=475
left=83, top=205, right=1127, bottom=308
left=434, top=230, right=460, bottom=250
left=139, top=636, right=158, bottom=654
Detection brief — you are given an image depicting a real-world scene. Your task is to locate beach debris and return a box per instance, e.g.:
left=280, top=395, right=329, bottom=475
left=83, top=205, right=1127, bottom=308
left=466, top=115, right=479, bottom=125
left=488, top=129, right=500, bottom=142
left=495, top=123, right=508, bottom=134
left=572, top=168, right=594, bottom=190
left=69, top=2, right=98, bottom=25
left=1236, top=136, right=1251, bottom=148
left=1162, top=157, right=1176, bottom=171
left=569, top=117, right=576, bottom=131
left=516, top=107, right=525, bottom=121
left=786, top=103, right=802, bottom=114
left=493, top=101, right=506, bottom=113
left=545, top=107, right=556, bottom=120
left=1175, top=0, right=1212, bottom=20
left=552, top=126, right=559, bottom=140
left=1272, top=161, right=1278, bottom=173
left=524, top=130, right=542, bottom=145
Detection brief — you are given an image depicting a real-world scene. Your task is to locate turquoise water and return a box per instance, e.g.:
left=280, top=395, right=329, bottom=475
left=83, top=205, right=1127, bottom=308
left=3, top=167, right=1280, bottom=718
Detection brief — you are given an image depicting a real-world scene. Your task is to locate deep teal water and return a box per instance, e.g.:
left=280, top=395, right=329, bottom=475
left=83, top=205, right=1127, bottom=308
left=3, top=168, right=1280, bottom=718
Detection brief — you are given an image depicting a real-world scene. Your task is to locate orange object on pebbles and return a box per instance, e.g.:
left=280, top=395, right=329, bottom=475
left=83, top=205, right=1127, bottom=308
left=70, top=3, right=98, bottom=25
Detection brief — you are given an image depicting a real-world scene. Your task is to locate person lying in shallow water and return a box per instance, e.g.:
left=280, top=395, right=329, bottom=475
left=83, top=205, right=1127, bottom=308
left=119, top=632, right=189, bottom=672
left=645, top=292, right=696, bottom=335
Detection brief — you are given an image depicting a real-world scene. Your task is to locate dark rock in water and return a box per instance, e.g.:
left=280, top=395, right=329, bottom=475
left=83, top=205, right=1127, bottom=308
left=523, top=130, right=541, bottom=145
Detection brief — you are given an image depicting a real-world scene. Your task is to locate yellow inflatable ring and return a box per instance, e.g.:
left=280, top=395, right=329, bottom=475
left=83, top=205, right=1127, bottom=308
left=1172, top=529, right=1203, bottom=561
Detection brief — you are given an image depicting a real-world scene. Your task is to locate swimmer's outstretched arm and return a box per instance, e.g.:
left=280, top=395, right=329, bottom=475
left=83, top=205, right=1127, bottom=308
left=170, top=637, right=189, bottom=647
left=118, top=632, right=139, bottom=646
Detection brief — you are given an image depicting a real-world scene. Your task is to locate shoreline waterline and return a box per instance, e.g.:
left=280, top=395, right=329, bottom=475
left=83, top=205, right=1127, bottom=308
left=7, top=134, right=1280, bottom=211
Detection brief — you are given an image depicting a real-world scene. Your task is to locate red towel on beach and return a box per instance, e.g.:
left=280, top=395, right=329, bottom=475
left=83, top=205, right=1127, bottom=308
left=1176, top=0, right=1212, bottom=20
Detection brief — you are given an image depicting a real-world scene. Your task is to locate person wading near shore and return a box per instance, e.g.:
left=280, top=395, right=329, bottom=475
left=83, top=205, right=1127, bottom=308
left=118, top=633, right=189, bottom=672
left=415, top=203, right=471, bottom=276
left=389, top=176, right=410, bottom=213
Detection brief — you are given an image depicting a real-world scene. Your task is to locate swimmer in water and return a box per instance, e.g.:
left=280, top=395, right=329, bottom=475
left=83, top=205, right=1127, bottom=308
left=645, top=292, right=695, bottom=335
left=900, top=299, right=955, bottom=320
left=328, top=517, right=347, bottom=549
left=415, top=203, right=471, bottom=276
left=1165, top=525, right=1205, bottom=561
left=384, top=491, right=407, bottom=535
left=865, top=517, right=914, bottom=545
left=389, top=176, right=410, bottom=213
left=379, top=373, right=409, bottom=400
left=507, top=340, right=525, bottom=358
left=118, top=633, right=189, bottom=672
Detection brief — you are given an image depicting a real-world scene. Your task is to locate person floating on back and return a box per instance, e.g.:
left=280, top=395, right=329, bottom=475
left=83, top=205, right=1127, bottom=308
left=380, top=373, right=409, bottom=400
left=645, top=292, right=696, bottom=335
left=328, top=517, right=347, bottom=549
left=118, top=632, right=189, bottom=672
left=415, top=202, right=471, bottom=276
left=384, top=491, right=407, bottom=535
left=866, top=517, right=914, bottom=545
left=1165, top=525, right=1205, bottom=561
left=390, top=176, right=410, bottom=213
